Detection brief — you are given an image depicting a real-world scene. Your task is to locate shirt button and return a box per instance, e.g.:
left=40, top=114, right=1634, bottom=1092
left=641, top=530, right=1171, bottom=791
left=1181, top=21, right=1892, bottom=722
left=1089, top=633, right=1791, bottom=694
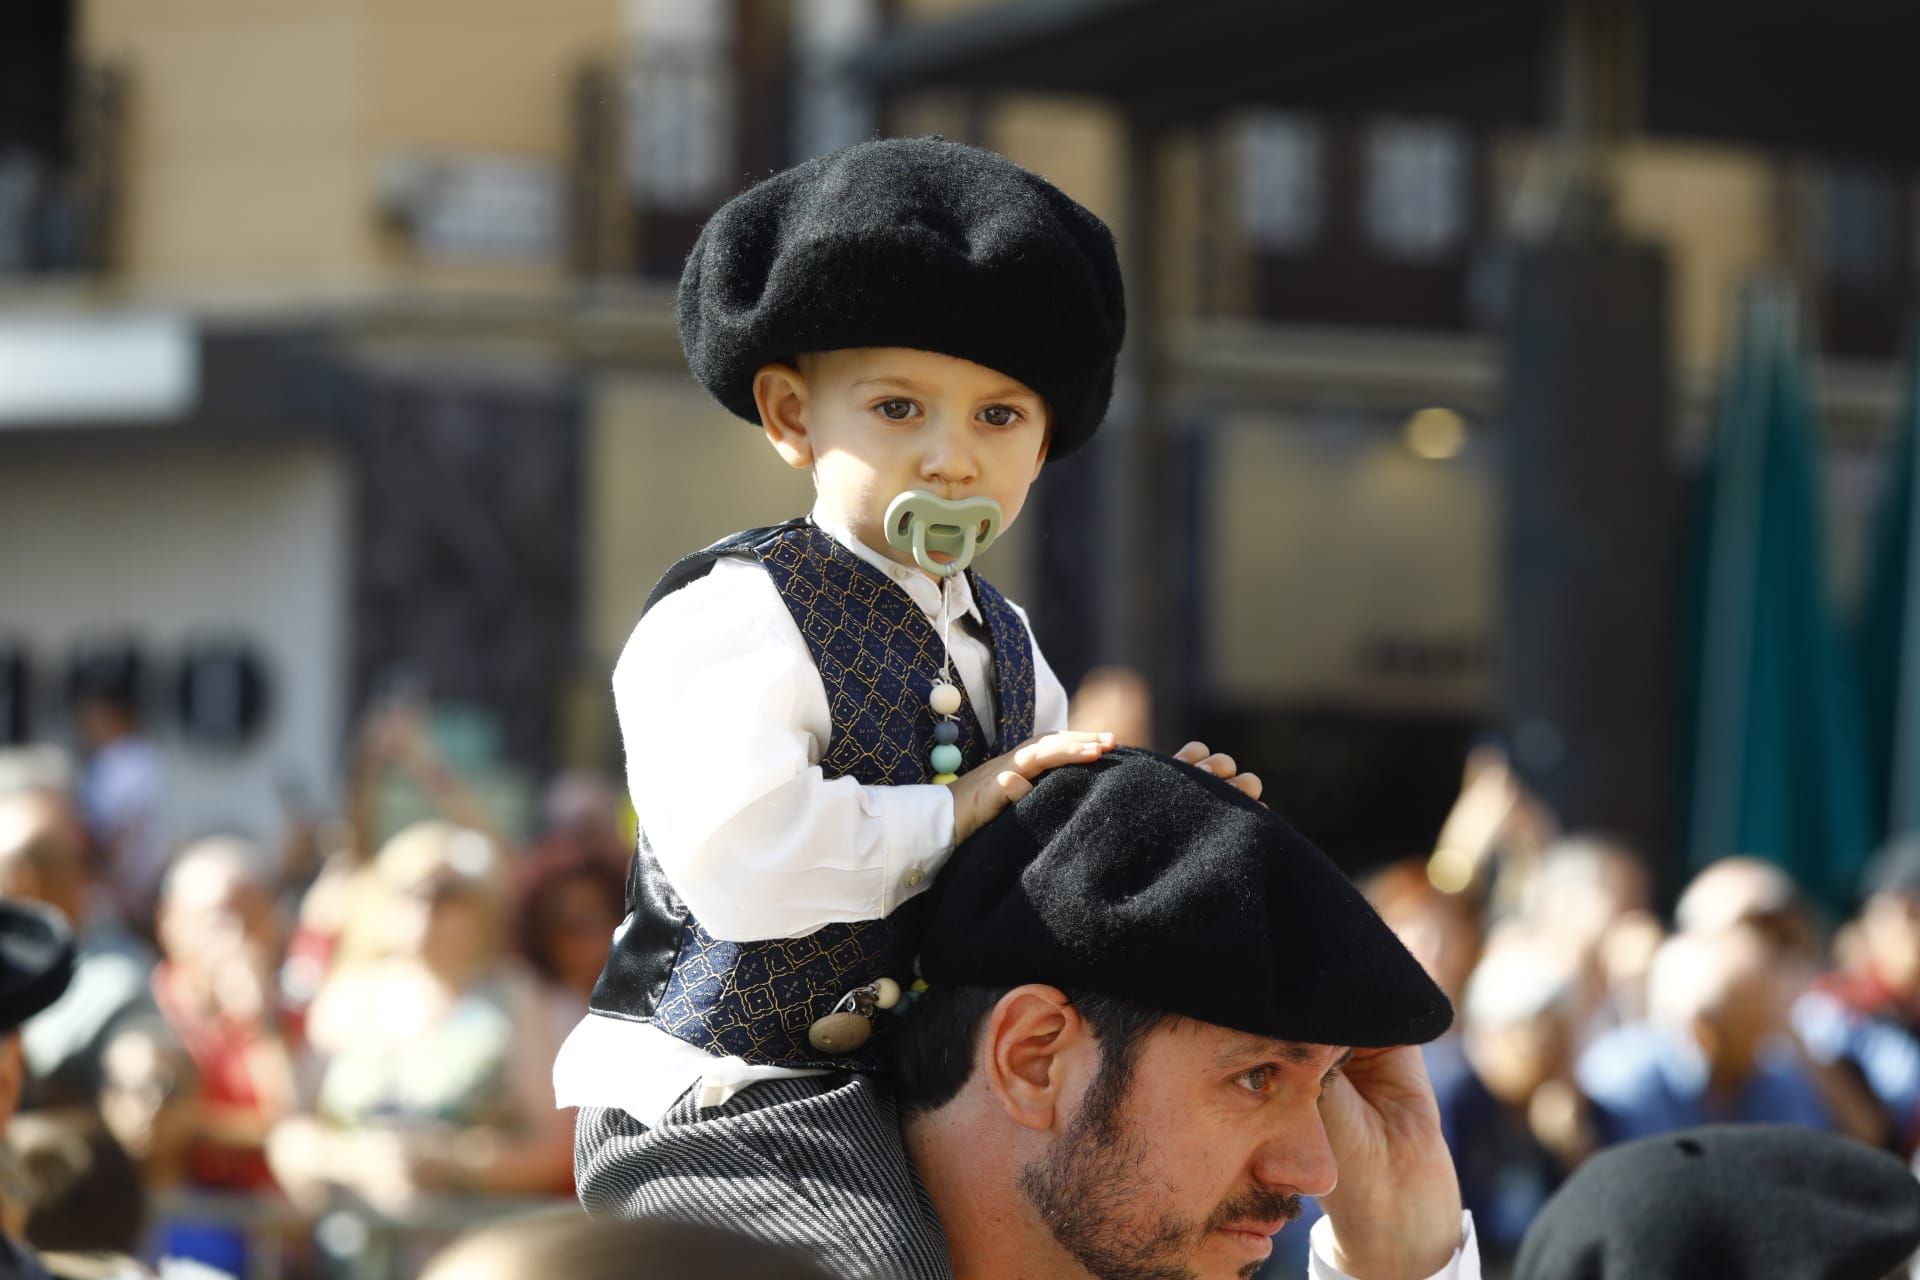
left=903, top=867, right=926, bottom=889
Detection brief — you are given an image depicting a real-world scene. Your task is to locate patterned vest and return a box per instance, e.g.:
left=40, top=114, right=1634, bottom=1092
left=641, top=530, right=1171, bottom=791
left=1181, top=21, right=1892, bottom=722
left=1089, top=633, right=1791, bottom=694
left=589, top=519, right=1038, bottom=1071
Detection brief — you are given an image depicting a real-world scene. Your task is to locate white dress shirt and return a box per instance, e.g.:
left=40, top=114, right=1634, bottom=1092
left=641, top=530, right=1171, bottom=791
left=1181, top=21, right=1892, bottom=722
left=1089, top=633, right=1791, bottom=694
left=1308, top=1212, right=1480, bottom=1280
left=554, top=509, right=1068, bottom=1123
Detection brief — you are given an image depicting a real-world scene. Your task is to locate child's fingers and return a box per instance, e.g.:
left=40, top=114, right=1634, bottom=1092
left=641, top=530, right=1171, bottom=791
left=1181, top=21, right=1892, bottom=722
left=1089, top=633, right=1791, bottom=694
left=1228, top=771, right=1264, bottom=801
left=1006, top=731, right=1115, bottom=778
left=996, top=771, right=1035, bottom=804
left=1175, top=740, right=1209, bottom=764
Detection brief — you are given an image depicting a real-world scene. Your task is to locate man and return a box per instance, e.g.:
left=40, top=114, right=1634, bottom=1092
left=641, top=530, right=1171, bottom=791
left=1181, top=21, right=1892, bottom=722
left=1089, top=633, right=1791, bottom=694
left=1795, top=836, right=1920, bottom=1154
left=577, top=749, right=1477, bottom=1279
left=0, top=789, right=153, bottom=1102
left=67, top=648, right=167, bottom=921
left=0, top=898, right=79, bottom=1278
left=1578, top=928, right=1829, bottom=1141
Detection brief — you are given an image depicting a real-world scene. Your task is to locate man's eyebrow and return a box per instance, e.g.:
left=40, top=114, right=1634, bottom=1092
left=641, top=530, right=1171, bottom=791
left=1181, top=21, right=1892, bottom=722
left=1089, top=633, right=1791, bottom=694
left=1214, top=1038, right=1351, bottom=1070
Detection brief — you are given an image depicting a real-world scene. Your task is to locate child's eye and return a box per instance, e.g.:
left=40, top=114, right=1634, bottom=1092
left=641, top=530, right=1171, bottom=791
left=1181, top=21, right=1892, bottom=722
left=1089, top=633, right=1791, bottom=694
left=979, top=405, right=1020, bottom=428
left=877, top=399, right=918, bottom=421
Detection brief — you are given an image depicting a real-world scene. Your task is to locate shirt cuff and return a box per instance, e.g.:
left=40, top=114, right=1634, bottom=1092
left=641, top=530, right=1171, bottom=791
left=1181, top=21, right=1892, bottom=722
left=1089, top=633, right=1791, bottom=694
left=1306, top=1211, right=1479, bottom=1280
left=873, top=781, right=956, bottom=914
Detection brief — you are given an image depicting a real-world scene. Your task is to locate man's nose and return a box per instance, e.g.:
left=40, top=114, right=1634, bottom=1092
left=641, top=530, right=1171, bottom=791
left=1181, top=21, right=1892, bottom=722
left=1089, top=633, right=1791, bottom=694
left=1250, top=1113, right=1339, bottom=1199
left=919, top=420, right=979, bottom=487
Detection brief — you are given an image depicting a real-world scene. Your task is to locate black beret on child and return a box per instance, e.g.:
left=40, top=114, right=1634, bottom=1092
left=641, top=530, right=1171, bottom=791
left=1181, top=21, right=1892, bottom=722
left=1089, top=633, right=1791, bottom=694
left=1515, top=1124, right=1920, bottom=1280
left=676, top=136, right=1126, bottom=459
left=917, top=749, right=1453, bottom=1049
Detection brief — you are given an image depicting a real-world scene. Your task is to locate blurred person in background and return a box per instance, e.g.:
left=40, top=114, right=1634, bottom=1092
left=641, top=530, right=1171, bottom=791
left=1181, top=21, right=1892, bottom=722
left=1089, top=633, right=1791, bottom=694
left=96, top=1016, right=199, bottom=1194
left=1673, top=857, right=1885, bottom=1145
left=512, top=842, right=624, bottom=1051
left=1520, top=836, right=1662, bottom=1040
left=1065, top=666, right=1153, bottom=748
left=0, top=792, right=153, bottom=1105
left=1675, top=855, right=1824, bottom=975
left=422, top=1214, right=837, bottom=1280
left=0, top=898, right=80, bottom=1280
left=148, top=838, right=297, bottom=1194
left=65, top=653, right=166, bottom=926
left=1578, top=927, right=1830, bottom=1141
left=269, top=821, right=570, bottom=1215
left=1794, top=836, right=1920, bottom=1156
left=281, top=699, right=507, bottom=1020
left=1438, top=928, right=1608, bottom=1268
left=535, top=772, right=628, bottom=868
left=4, top=1110, right=147, bottom=1268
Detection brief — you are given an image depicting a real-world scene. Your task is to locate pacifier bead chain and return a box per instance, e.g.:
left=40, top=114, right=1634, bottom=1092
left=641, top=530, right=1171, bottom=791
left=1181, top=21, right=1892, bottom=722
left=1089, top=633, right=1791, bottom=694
left=928, top=578, right=963, bottom=785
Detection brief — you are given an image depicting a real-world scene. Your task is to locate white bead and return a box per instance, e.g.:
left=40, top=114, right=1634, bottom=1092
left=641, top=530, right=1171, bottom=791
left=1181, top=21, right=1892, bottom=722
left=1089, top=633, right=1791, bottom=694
left=874, top=977, right=902, bottom=1010
left=929, top=682, right=962, bottom=716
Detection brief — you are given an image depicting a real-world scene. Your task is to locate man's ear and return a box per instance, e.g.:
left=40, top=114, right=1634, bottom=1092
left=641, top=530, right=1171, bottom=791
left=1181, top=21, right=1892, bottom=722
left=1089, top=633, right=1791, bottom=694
left=754, top=363, right=812, bottom=470
left=981, top=985, right=1085, bottom=1133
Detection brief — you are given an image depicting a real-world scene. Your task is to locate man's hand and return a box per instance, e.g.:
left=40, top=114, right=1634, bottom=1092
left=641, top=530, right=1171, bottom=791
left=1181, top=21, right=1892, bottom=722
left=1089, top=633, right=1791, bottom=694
left=950, top=731, right=1116, bottom=843
left=1316, top=1045, right=1463, bottom=1280
left=1173, top=741, right=1264, bottom=803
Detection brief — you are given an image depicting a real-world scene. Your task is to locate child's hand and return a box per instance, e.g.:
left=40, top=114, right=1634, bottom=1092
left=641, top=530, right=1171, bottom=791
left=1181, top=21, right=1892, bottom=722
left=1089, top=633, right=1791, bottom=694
left=1174, top=740, right=1265, bottom=803
left=951, top=731, right=1117, bottom=843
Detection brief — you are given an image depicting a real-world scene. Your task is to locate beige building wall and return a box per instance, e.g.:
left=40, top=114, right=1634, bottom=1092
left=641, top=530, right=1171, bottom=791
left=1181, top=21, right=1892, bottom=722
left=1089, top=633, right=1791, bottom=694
left=81, top=0, right=619, bottom=295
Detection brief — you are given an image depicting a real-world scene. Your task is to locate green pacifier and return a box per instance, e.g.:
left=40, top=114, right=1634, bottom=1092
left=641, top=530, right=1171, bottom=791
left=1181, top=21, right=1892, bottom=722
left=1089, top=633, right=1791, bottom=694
left=884, top=491, right=1004, bottom=579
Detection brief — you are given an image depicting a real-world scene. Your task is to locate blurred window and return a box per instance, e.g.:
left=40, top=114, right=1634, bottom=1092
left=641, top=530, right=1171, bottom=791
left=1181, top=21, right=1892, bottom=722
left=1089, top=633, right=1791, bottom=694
left=1362, top=118, right=1470, bottom=262
left=626, top=0, right=736, bottom=215
left=791, top=0, right=879, bottom=163
left=1233, top=112, right=1325, bottom=255
left=1226, top=114, right=1485, bottom=330
left=1804, top=163, right=1916, bottom=360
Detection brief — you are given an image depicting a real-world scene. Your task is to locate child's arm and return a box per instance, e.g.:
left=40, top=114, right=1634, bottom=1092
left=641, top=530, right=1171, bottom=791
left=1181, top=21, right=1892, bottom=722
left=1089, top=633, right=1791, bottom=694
left=616, top=560, right=1108, bottom=943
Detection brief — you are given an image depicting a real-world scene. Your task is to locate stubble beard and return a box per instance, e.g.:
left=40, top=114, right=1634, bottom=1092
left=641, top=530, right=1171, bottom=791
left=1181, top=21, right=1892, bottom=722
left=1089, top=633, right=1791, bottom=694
left=1017, top=1069, right=1303, bottom=1280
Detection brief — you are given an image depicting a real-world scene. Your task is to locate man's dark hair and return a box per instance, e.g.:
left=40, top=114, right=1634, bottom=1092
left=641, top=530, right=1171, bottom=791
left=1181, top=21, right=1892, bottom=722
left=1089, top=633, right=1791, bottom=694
left=892, top=984, right=1170, bottom=1118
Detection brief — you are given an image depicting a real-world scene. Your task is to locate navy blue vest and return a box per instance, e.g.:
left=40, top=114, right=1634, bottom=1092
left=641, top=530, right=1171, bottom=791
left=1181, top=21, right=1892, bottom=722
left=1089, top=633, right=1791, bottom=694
left=589, top=519, right=1037, bottom=1071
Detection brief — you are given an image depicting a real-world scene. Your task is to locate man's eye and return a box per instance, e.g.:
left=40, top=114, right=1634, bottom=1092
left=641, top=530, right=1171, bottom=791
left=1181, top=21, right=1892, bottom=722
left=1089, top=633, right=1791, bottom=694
left=878, top=399, right=917, bottom=420
left=1235, top=1066, right=1272, bottom=1094
left=979, top=405, right=1019, bottom=427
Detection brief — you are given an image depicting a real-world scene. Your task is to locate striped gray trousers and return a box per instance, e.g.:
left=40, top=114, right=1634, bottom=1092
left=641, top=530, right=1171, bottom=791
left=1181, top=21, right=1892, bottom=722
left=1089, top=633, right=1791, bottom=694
left=574, top=1075, right=954, bottom=1280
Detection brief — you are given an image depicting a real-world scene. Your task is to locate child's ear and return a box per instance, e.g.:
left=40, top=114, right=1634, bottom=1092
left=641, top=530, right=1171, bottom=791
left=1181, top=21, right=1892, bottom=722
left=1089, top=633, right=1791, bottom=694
left=754, top=363, right=812, bottom=470
left=1032, top=418, right=1053, bottom=476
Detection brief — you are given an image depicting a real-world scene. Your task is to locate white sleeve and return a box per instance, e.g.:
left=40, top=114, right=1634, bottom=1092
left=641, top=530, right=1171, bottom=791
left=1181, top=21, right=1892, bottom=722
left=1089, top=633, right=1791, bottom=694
left=1011, top=601, right=1070, bottom=735
left=1307, top=1212, right=1480, bottom=1280
left=615, top=557, right=957, bottom=943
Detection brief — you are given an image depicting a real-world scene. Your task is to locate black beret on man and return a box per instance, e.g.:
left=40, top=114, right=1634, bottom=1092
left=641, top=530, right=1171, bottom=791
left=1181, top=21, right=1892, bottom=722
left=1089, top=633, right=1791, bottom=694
left=917, top=748, right=1453, bottom=1049
left=676, top=135, right=1127, bottom=459
left=1515, top=1124, right=1920, bottom=1280
left=0, top=900, right=73, bottom=1032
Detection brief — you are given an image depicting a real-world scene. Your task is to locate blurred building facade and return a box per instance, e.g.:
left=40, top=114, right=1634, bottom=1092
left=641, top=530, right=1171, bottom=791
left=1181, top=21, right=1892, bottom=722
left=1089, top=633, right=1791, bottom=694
left=0, top=0, right=1911, bottom=866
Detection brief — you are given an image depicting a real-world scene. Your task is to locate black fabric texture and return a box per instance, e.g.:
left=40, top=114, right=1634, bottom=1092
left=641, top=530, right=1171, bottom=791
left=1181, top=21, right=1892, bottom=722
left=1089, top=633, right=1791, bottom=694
left=1514, top=1124, right=1920, bottom=1280
left=916, top=748, right=1453, bottom=1048
left=676, top=135, right=1125, bottom=459
left=0, top=901, right=71, bottom=1032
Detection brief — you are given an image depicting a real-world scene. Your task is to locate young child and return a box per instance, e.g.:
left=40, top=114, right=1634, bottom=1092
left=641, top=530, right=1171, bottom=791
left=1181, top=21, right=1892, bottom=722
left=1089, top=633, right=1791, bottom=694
left=554, top=137, right=1257, bottom=1268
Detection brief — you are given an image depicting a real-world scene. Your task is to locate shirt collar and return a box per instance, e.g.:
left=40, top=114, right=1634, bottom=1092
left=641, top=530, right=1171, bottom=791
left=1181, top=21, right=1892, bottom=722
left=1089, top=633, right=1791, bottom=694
left=809, top=501, right=984, bottom=627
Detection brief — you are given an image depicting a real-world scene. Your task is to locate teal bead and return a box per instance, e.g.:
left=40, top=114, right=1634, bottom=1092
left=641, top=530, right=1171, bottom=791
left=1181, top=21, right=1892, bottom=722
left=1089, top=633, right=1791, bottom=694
left=930, top=743, right=963, bottom=775
left=933, top=719, right=961, bottom=746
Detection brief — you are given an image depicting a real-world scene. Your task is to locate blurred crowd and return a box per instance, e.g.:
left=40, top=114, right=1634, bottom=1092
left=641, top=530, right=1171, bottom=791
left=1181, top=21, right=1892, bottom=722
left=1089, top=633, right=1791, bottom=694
left=0, top=663, right=628, bottom=1277
left=7, top=661, right=1920, bottom=1279
left=1328, top=746, right=1920, bottom=1278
